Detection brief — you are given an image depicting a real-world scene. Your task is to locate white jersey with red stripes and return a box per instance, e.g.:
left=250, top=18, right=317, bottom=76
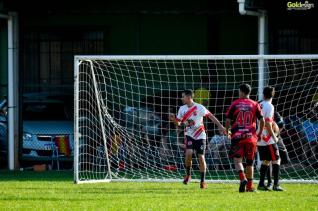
left=257, top=99, right=275, bottom=146
left=176, top=102, right=210, bottom=140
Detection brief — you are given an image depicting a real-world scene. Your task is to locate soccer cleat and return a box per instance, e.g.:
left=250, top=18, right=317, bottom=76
left=246, top=188, right=257, bottom=192
left=266, top=183, right=273, bottom=191
left=200, top=182, right=207, bottom=189
left=257, top=185, right=271, bottom=191
left=273, top=185, right=285, bottom=191
left=239, top=179, right=248, bottom=192
left=183, top=175, right=191, bottom=185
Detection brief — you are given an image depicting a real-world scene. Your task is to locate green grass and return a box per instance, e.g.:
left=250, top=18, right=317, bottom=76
left=0, top=171, right=318, bottom=210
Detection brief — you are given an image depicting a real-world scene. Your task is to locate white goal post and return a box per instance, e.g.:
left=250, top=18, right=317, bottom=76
left=74, top=55, right=318, bottom=184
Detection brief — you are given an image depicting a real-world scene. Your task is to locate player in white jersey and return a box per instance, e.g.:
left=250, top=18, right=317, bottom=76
left=169, top=89, right=225, bottom=189
left=257, top=86, right=284, bottom=191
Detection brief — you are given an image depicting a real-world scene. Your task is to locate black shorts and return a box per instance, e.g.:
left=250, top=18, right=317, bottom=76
left=185, top=136, right=206, bottom=155
left=258, top=143, right=280, bottom=161
left=277, top=138, right=290, bottom=164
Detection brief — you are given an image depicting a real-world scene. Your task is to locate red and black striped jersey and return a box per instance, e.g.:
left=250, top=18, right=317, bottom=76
left=226, top=98, right=263, bottom=142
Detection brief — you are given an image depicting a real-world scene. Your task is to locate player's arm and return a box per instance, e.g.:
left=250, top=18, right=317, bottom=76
left=225, top=118, right=231, bottom=137
left=201, top=105, right=225, bottom=134
left=265, top=121, right=278, bottom=142
left=169, top=108, right=182, bottom=127
left=274, top=111, right=285, bottom=131
left=169, top=113, right=180, bottom=126
left=258, top=117, right=265, bottom=138
left=263, top=105, right=278, bottom=142
left=206, top=112, right=225, bottom=134
left=272, top=121, right=280, bottom=135
left=224, top=103, right=235, bottom=137
left=256, top=103, right=265, bottom=139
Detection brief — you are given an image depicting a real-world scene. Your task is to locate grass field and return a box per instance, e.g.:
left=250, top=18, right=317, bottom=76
left=0, top=171, right=318, bottom=210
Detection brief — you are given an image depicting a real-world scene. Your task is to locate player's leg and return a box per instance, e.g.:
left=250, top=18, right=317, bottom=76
left=257, top=145, right=271, bottom=190
left=245, top=141, right=257, bottom=192
left=184, top=148, right=193, bottom=184
left=274, top=143, right=289, bottom=191
left=266, top=163, right=273, bottom=189
left=245, top=163, right=254, bottom=191
left=230, top=141, right=247, bottom=192
left=233, top=157, right=247, bottom=192
left=272, top=159, right=284, bottom=191
left=183, top=136, right=194, bottom=184
left=198, top=154, right=207, bottom=189
left=277, top=138, right=290, bottom=165
left=270, top=143, right=284, bottom=191
left=196, top=139, right=207, bottom=189
left=258, top=160, right=270, bottom=190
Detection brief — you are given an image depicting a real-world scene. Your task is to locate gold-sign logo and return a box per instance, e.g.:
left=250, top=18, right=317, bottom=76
left=287, top=1, right=314, bottom=10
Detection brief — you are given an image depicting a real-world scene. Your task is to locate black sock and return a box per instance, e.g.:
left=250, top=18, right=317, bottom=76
left=186, top=166, right=191, bottom=176
left=266, top=167, right=272, bottom=185
left=200, top=172, right=206, bottom=183
left=273, top=164, right=280, bottom=186
left=259, top=164, right=269, bottom=186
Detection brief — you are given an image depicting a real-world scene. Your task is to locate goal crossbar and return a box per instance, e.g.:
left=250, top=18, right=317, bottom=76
left=75, top=54, right=318, bottom=61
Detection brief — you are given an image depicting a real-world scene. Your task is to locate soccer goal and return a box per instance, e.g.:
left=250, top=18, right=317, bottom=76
left=74, top=55, right=318, bottom=184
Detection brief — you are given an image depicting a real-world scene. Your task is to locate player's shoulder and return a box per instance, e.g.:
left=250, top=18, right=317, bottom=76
left=232, top=98, right=257, bottom=106
left=179, top=104, right=188, bottom=111
left=261, top=100, right=274, bottom=110
left=231, top=98, right=242, bottom=105
left=246, top=98, right=258, bottom=104
left=261, top=100, right=273, bottom=107
left=194, top=102, right=205, bottom=109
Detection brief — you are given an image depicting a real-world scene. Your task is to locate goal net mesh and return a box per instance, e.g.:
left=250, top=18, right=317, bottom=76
left=75, top=56, right=318, bottom=183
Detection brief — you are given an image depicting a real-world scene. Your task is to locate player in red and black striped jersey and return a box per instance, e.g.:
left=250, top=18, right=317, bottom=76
left=225, top=84, right=265, bottom=192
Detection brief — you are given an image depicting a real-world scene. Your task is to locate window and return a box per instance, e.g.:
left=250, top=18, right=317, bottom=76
left=22, top=29, right=106, bottom=93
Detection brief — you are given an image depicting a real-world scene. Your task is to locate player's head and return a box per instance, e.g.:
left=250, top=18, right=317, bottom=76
left=239, top=83, right=251, bottom=98
left=182, top=89, right=194, bottom=104
left=263, top=86, right=275, bottom=100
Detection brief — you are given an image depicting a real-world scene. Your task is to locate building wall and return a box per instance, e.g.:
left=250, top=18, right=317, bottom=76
left=0, top=0, right=316, bottom=99
left=20, top=13, right=209, bottom=55
left=0, top=0, right=259, bottom=100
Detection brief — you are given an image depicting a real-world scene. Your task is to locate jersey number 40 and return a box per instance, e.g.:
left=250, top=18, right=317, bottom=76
left=235, top=111, right=253, bottom=127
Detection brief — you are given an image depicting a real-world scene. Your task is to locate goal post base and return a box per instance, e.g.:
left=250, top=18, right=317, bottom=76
left=76, top=179, right=111, bottom=184
left=76, top=179, right=318, bottom=184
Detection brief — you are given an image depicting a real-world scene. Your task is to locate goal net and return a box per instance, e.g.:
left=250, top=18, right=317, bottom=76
left=74, top=55, right=318, bottom=183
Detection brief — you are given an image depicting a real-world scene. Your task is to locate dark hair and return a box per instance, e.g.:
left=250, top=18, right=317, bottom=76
left=182, top=89, right=194, bottom=98
left=263, top=86, right=275, bottom=99
left=239, top=83, right=251, bottom=95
